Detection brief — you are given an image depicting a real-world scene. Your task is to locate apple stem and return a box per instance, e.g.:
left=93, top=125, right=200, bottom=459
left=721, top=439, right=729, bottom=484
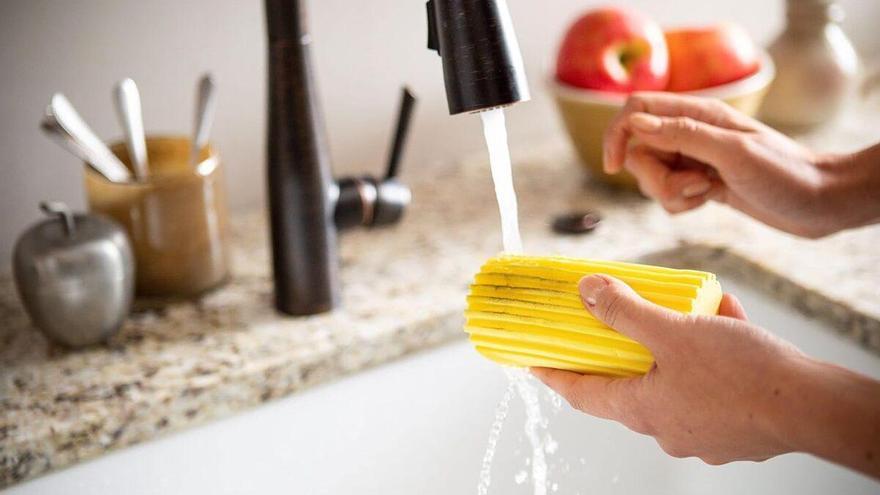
left=40, top=201, right=76, bottom=237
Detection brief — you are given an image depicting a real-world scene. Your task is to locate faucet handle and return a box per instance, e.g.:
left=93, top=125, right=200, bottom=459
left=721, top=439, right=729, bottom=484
left=384, top=87, right=417, bottom=179
left=334, top=87, right=416, bottom=230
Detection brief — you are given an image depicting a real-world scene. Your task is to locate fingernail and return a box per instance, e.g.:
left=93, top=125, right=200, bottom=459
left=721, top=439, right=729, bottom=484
left=682, top=180, right=712, bottom=198
left=628, top=113, right=662, bottom=133
left=578, top=275, right=610, bottom=307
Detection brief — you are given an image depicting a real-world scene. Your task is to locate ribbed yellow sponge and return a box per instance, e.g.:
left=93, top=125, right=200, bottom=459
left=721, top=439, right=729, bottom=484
left=465, top=254, right=723, bottom=377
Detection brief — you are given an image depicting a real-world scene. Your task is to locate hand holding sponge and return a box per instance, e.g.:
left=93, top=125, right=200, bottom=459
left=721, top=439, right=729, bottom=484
left=465, top=254, right=723, bottom=377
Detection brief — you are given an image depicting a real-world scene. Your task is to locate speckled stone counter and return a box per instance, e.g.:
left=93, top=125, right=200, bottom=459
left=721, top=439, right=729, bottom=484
left=2, top=130, right=880, bottom=487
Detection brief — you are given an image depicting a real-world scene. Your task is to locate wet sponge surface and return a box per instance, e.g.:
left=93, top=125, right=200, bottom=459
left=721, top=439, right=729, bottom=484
left=465, top=254, right=723, bottom=377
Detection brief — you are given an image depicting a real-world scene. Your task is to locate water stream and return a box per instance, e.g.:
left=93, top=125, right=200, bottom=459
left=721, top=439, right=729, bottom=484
left=477, top=108, right=558, bottom=494
left=480, top=108, right=523, bottom=254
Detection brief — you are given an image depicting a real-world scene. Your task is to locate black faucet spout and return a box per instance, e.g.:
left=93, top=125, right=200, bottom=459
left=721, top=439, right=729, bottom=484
left=426, top=0, right=531, bottom=114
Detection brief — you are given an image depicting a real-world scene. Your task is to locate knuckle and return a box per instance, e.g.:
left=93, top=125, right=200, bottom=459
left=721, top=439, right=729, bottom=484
left=625, top=400, right=656, bottom=435
left=727, top=132, right=754, bottom=156
left=625, top=414, right=655, bottom=436
left=624, top=94, right=646, bottom=111
left=658, top=441, right=689, bottom=459
left=673, top=116, right=699, bottom=134
left=567, top=394, right=594, bottom=415
left=707, top=98, right=732, bottom=117
left=600, top=286, right=626, bottom=328
left=701, top=455, right=728, bottom=466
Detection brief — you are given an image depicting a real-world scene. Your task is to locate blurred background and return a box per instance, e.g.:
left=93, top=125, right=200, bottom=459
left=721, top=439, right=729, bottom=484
left=1, top=0, right=878, bottom=269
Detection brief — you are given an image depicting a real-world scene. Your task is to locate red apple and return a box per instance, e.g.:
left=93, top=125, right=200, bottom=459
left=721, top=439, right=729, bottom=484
left=555, top=7, right=669, bottom=92
left=665, top=23, right=760, bottom=92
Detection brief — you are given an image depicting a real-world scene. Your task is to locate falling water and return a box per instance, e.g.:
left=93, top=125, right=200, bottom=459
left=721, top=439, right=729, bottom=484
left=480, top=108, right=523, bottom=254
left=477, top=378, right=515, bottom=495
left=476, top=108, right=558, bottom=495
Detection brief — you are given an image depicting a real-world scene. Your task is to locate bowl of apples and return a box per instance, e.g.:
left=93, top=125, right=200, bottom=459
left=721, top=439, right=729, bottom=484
left=550, top=7, right=775, bottom=187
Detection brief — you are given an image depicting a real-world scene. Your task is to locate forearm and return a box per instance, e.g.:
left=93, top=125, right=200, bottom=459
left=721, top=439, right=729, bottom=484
left=818, top=142, right=880, bottom=232
left=770, top=355, right=880, bottom=478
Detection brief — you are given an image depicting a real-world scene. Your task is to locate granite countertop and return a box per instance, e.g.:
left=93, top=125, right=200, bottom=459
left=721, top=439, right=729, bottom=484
left=2, top=110, right=880, bottom=488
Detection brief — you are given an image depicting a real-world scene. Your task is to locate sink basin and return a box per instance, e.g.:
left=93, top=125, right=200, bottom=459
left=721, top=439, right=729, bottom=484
left=6, top=273, right=879, bottom=494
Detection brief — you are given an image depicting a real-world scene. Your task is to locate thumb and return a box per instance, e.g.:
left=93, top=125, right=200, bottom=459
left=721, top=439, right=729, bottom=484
left=627, top=112, right=742, bottom=171
left=579, top=274, right=682, bottom=351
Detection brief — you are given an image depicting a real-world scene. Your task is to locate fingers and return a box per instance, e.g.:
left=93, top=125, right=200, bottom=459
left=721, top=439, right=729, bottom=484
left=578, top=274, right=683, bottom=351
left=530, top=367, right=635, bottom=420
left=718, top=293, right=748, bottom=321
left=603, top=92, right=754, bottom=174
left=626, top=112, right=743, bottom=169
left=624, top=145, right=717, bottom=214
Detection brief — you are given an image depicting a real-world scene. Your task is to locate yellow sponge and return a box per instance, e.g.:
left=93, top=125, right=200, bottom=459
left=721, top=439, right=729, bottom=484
left=465, top=254, right=723, bottom=377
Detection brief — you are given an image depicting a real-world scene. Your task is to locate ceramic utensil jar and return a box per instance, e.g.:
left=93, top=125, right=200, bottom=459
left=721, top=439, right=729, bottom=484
left=760, top=0, right=859, bottom=131
left=85, top=136, right=230, bottom=300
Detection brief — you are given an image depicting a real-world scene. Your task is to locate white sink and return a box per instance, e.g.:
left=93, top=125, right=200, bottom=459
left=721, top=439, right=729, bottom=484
left=6, top=275, right=880, bottom=494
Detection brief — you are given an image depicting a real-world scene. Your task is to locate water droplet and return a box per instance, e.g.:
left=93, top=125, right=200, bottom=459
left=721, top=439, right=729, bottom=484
left=544, top=435, right=558, bottom=454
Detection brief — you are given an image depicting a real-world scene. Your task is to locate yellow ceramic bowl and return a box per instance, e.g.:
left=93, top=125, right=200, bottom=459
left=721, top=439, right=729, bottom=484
left=550, top=52, right=775, bottom=188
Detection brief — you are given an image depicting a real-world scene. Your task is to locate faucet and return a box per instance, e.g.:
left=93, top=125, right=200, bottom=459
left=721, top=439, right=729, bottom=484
left=264, top=0, right=530, bottom=315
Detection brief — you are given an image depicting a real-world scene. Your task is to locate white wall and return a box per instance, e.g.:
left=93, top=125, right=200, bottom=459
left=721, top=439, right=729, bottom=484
left=1, top=0, right=877, bottom=271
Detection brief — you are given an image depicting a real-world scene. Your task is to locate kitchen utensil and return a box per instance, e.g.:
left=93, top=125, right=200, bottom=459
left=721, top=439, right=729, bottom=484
left=13, top=201, right=134, bottom=347
left=191, top=73, right=216, bottom=165
left=113, top=78, right=149, bottom=180
left=40, top=118, right=119, bottom=183
left=42, top=93, right=132, bottom=183
left=549, top=52, right=775, bottom=189
left=86, top=136, right=230, bottom=300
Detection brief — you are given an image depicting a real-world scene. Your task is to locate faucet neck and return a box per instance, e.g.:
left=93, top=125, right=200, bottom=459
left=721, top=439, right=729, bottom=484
left=266, top=0, right=307, bottom=41
left=265, top=0, right=340, bottom=316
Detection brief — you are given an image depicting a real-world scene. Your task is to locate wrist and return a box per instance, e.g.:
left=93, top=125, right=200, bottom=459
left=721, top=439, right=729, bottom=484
left=815, top=145, right=880, bottom=232
left=766, top=353, right=880, bottom=478
left=759, top=352, right=816, bottom=455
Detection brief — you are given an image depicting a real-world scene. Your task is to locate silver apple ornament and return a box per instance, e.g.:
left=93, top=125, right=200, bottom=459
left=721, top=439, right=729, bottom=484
left=13, top=201, right=134, bottom=347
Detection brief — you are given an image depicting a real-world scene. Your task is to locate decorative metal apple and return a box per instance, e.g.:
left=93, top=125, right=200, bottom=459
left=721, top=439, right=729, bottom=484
left=13, top=201, right=134, bottom=347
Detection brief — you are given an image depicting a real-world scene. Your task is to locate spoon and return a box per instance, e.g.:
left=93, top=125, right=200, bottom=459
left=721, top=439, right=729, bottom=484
left=41, top=93, right=132, bottom=183
left=191, top=73, right=216, bottom=166
left=113, top=78, right=149, bottom=180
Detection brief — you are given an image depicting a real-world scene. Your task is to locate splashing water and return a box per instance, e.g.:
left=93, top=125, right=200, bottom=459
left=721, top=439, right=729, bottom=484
left=508, top=368, right=552, bottom=495
left=477, top=379, right=515, bottom=495
left=476, top=369, right=557, bottom=495
left=480, top=108, right=523, bottom=254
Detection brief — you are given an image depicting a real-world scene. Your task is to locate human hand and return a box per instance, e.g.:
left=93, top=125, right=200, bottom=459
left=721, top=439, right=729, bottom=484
left=602, top=92, right=869, bottom=238
left=531, top=274, right=807, bottom=465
